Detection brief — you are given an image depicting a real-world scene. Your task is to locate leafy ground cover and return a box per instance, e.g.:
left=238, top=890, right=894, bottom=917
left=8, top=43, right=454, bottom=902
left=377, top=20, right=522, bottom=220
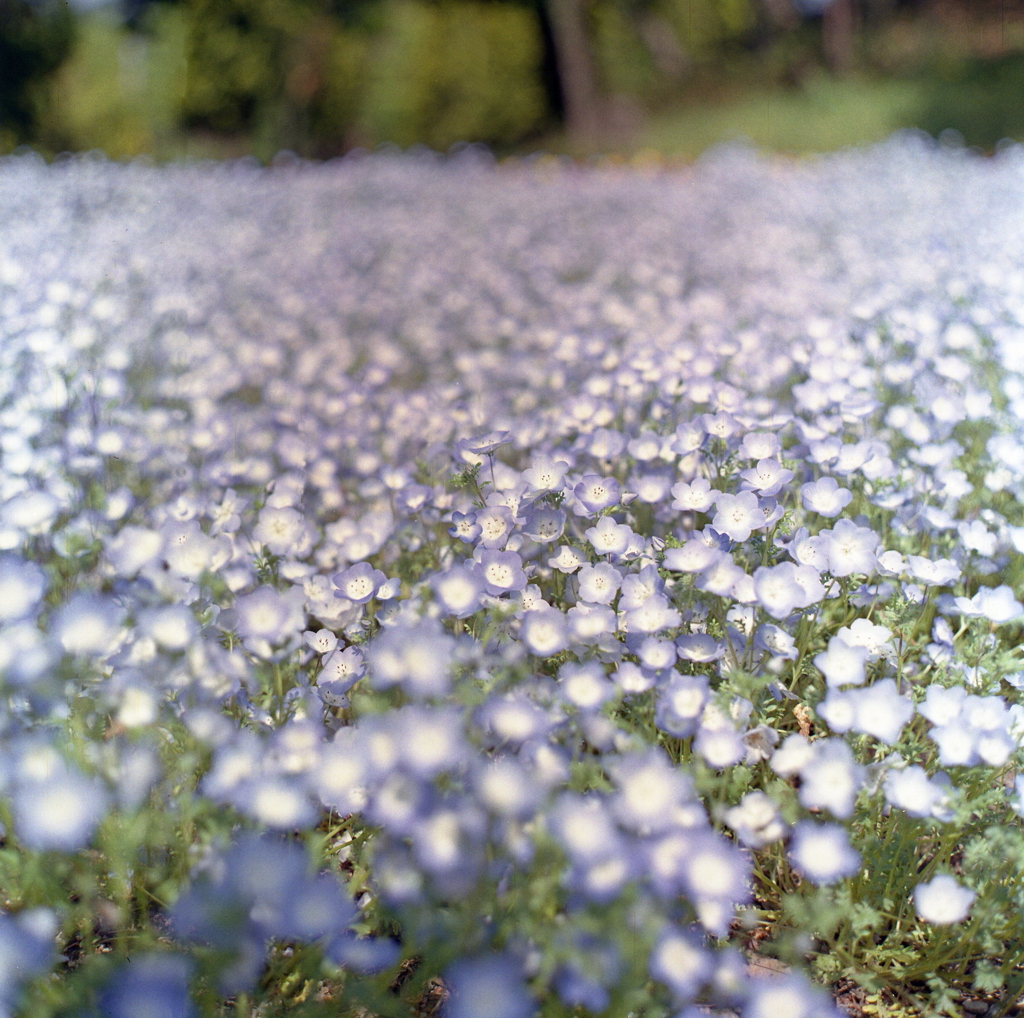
left=3, top=136, right=1024, bottom=1017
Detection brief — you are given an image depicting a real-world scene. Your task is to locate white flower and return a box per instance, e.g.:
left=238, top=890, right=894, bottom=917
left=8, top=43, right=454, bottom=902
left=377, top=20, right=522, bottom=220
left=913, top=874, right=975, bottom=924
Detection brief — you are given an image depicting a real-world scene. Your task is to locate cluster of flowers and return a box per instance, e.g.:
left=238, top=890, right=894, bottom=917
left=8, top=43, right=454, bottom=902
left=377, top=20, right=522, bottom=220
left=2, top=135, right=1024, bottom=1016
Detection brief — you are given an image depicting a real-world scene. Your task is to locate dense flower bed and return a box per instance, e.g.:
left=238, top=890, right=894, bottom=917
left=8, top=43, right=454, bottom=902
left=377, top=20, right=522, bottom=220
left=3, top=135, right=1024, bottom=1017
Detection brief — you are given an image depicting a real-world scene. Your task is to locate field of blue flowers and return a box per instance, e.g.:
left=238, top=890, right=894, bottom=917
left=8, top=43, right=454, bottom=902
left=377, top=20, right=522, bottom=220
left=3, top=134, right=1024, bottom=1018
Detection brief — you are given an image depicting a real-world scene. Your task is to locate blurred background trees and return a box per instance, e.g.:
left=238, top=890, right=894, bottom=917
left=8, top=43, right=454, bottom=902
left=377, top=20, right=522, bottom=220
left=4, top=0, right=1024, bottom=160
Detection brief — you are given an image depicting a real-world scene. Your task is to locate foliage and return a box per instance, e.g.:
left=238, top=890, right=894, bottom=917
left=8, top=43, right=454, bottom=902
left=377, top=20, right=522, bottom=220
left=359, top=0, right=548, bottom=150
left=0, top=0, right=74, bottom=151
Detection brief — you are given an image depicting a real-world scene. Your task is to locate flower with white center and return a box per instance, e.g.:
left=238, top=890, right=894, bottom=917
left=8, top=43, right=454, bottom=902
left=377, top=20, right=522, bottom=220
left=670, top=477, right=720, bottom=512
left=576, top=562, right=622, bottom=604
left=584, top=515, right=634, bottom=556
left=814, top=635, right=869, bottom=687
left=801, top=476, right=853, bottom=517
left=884, top=765, right=949, bottom=818
left=0, top=555, right=46, bottom=622
left=54, top=593, right=126, bottom=656
left=826, top=518, right=879, bottom=577
left=476, top=549, right=527, bottom=596
left=798, top=739, right=864, bottom=818
left=789, top=822, right=860, bottom=885
left=740, top=458, right=793, bottom=497
left=432, top=563, right=485, bottom=617
left=914, top=874, right=975, bottom=924
left=519, top=607, right=568, bottom=656
left=574, top=474, right=620, bottom=514
left=711, top=491, right=763, bottom=543
left=474, top=505, right=515, bottom=549
left=333, top=561, right=386, bottom=604
left=723, top=790, right=786, bottom=848
left=547, top=545, right=587, bottom=574
left=954, top=584, right=1024, bottom=624
left=648, top=927, right=713, bottom=1002
left=522, top=455, right=570, bottom=494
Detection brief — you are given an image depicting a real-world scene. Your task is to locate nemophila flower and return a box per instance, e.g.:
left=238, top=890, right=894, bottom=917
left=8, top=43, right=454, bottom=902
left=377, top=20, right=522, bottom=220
left=327, top=934, right=401, bottom=975
left=448, top=510, right=481, bottom=544
left=547, top=544, right=587, bottom=574
left=696, top=555, right=745, bottom=598
left=333, top=561, right=387, bottom=604
left=906, top=555, right=961, bottom=586
left=834, top=618, right=894, bottom=659
left=711, top=491, right=762, bottom=543
left=105, top=525, right=164, bottom=578
left=914, top=874, right=976, bottom=925
left=753, top=562, right=818, bottom=620
left=954, top=584, right=1024, bottom=624
left=608, top=748, right=694, bottom=835
left=475, top=549, right=527, bottom=596
left=443, top=953, right=534, bottom=1018
left=919, top=683, right=967, bottom=726
left=566, top=602, right=617, bottom=645
left=723, top=790, right=786, bottom=848
left=681, top=829, right=751, bottom=908
left=139, top=604, right=199, bottom=652
left=662, top=539, right=722, bottom=573
left=958, top=519, right=998, bottom=556
left=814, top=635, right=869, bottom=688
left=745, top=972, right=842, bottom=1018
left=573, top=474, right=620, bottom=514
left=161, top=520, right=228, bottom=580
left=549, top=793, right=624, bottom=864
left=253, top=505, right=313, bottom=557
left=303, top=628, right=338, bottom=655
left=0, top=908, right=57, bottom=1015
left=53, top=592, right=126, bottom=656
left=884, top=765, right=950, bottom=819
left=632, top=470, right=673, bottom=504
left=788, top=821, right=860, bottom=886
left=585, top=516, right=633, bottom=557
left=648, top=927, right=713, bottom=1003
left=636, top=636, right=677, bottom=670
left=473, top=756, right=541, bottom=819
left=576, top=562, right=621, bottom=604
left=800, top=476, right=853, bottom=517
left=797, top=739, right=864, bottom=818
left=368, top=619, right=454, bottom=698
left=432, top=563, right=486, bottom=617
left=519, top=607, right=568, bottom=656
left=740, top=458, right=793, bottom=497
left=0, top=489, right=59, bottom=535
left=11, top=764, right=109, bottom=852
left=614, top=660, right=658, bottom=694
left=670, top=477, right=720, bottom=512
left=619, top=564, right=663, bottom=609
left=317, top=646, right=366, bottom=704
left=755, top=623, right=798, bottom=660
left=825, top=518, right=880, bottom=577
left=674, top=633, right=725, bottom=663
left=477, top=693, right=560, bottom=746
left=0, top=555, right=45, bottom=622
left=520, top=505, right=565, bottom=543
left=694, top=716, right=746, bottom=770
left=621, top=593, right=682, bottom=634
left=98, top=954, right=196, bottom=1018
left=233, top=585, right=305, bottom=653
left=474, top=505, right=515, bottom=549
left=521, top=455, right=570, bottom=494
left=656, top=673, right=710, bottom=738
left=558, top=660, right=615, bottom=711
left=784, top=527, right=832, bottom=573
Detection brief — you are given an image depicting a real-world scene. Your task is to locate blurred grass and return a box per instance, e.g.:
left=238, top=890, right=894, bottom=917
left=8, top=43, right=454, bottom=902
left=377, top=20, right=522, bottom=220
left=634, top=72, right=929, bottom=158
